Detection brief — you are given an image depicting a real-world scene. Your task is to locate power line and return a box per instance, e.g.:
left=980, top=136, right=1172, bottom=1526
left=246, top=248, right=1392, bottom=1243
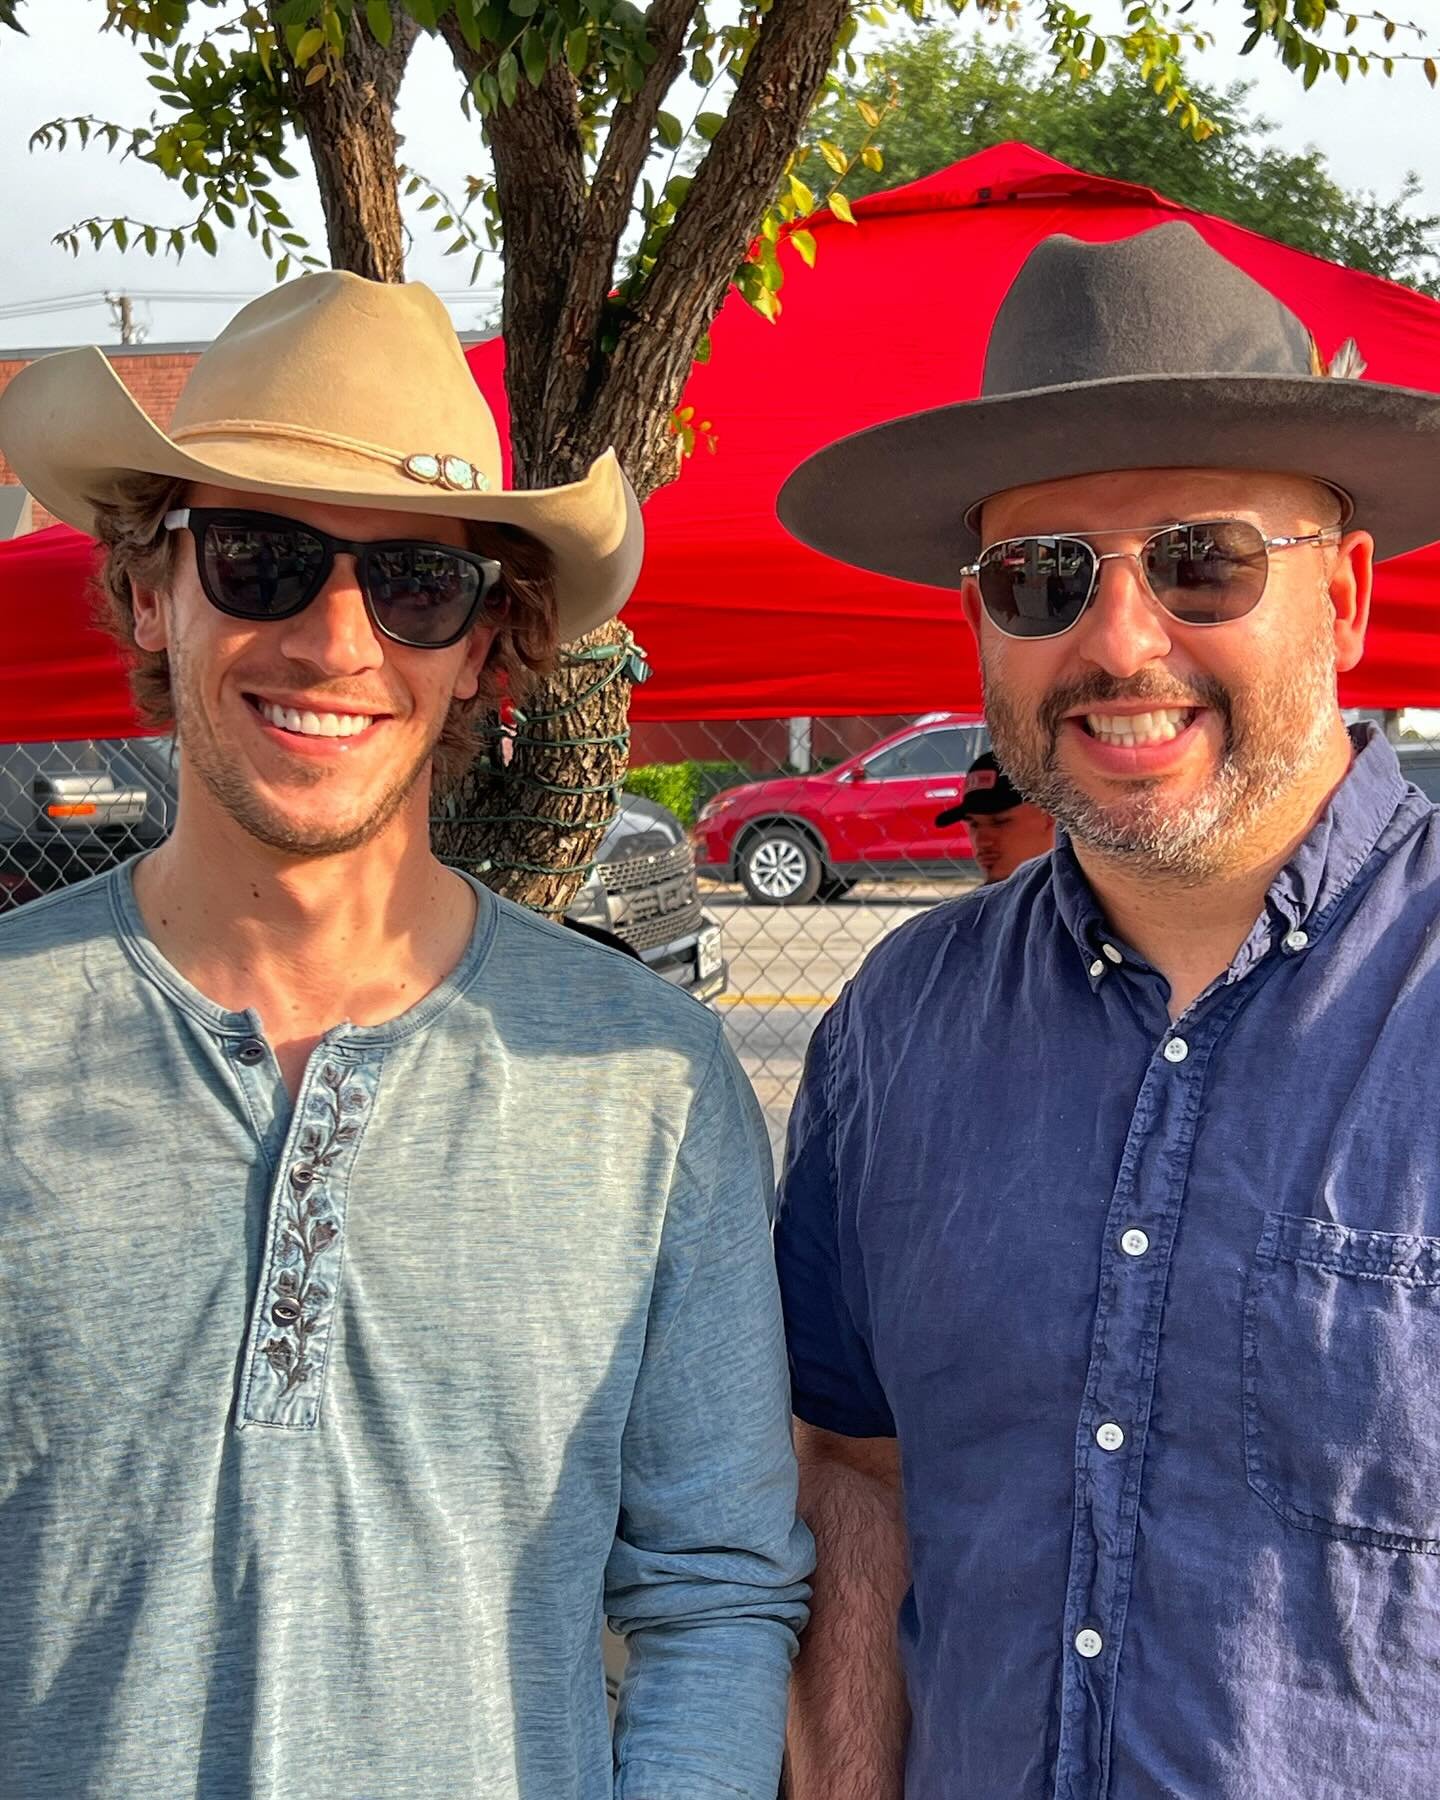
left=0, top=284, right=501, bottom=322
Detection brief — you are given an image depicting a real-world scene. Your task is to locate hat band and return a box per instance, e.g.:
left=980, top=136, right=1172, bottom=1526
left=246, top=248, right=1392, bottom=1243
left=169, top=417, right=494, bottom=492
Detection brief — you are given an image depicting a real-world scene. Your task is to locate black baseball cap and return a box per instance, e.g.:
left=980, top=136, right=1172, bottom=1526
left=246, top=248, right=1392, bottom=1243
left=936, top=752, right=1026, bottom=828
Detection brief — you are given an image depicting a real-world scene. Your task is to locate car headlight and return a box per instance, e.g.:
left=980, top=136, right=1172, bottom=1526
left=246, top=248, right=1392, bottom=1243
left=696, top=791, right=738, bottom=824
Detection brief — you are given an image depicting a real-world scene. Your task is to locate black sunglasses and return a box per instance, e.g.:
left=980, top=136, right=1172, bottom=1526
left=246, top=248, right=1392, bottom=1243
left=164, top=507, right=505, bottom=650
left=963, top=518, right=1340, bottom=641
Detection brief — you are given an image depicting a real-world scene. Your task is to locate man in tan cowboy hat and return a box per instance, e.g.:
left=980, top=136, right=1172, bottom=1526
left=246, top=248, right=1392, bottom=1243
left=0, top=273, right=810, bottom=1800
left=773, top=222, right=1440, bottom=1799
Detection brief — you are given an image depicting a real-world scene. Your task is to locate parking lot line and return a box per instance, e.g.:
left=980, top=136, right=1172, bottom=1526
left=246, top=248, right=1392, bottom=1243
left=716, top=993, right=838, bottom=1007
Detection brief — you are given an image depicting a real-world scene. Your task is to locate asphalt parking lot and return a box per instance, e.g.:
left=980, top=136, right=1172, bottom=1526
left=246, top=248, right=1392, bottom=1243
left=702, top=877, right=978, bottom=1164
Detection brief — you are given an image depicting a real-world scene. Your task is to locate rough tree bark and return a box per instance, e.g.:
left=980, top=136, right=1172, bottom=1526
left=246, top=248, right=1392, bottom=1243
left=432, top=0, right=850, bottom=912
left=276, top=4, right=421, bottom=281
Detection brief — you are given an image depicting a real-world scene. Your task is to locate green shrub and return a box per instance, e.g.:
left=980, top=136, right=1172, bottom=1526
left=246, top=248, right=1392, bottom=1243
left=624, top=760, right=752, bottom=827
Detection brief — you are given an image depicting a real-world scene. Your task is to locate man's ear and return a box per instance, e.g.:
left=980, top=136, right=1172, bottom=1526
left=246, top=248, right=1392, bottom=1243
left=1329, top=530, right=1374, bottom=675
left=451, top=626, right=500, bottom=704
left=131, top=583, right=169, bottom=654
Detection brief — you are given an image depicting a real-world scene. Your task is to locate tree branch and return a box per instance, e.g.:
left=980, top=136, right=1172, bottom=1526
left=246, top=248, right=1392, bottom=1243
left=566, top=0, right=851, bottom=500
left=441, top=19, right=587, bottom=485
left=545, top=0, right=700, bottom=421
left=275, top=2, right=421, bottom=280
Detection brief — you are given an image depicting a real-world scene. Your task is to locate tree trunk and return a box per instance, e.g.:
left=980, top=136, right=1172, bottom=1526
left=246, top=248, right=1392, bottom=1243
left=277, top=5, right=420, bottom=281
left=435, top=0, right=849, bottom=916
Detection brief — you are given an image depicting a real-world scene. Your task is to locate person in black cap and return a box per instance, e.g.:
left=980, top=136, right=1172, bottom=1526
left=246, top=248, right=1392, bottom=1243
left=936, top=750, right=1054, bottom=883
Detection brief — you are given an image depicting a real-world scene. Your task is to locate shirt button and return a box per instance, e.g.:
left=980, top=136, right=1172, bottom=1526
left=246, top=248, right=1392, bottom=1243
left=235, top=1038, right=266, bottom=1066
left=1075, top=1628, right=1104, bottom=1659
left=1120, top=1228, right=1150, bottom=1257
left=1283, top=928, right=1309, bottom=953
left=1088, top=958, right=1106, bottom=979
left=1100, top=942, right=1123, bottom=965
left=270, top=1297, right=302, bottom=1327
left=1163, top=1036, right=1189, bottom=1063
left=1096, top=1422, right=1126, bottom=1451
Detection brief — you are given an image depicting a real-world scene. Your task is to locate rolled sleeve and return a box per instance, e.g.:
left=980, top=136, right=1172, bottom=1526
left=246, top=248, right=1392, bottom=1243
left=774, top=1006, right=896, bottom=1439
left=607, top=1031, right=814, bottom=1800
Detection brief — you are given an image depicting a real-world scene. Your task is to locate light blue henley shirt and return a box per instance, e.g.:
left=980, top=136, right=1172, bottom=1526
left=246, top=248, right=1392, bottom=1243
left=0, top=865, right=811, bottom=1799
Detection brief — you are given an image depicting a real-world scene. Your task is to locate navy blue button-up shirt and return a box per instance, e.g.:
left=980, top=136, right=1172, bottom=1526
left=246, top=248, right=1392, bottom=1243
left=776, top=728, right=1440, bottom=1799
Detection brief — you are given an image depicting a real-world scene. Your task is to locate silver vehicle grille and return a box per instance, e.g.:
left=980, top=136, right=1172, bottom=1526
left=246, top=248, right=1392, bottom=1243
left=597, top=840, right=705, bottom=954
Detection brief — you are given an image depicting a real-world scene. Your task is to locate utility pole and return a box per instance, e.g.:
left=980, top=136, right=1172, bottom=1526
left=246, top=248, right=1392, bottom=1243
left=105, top=292, right=144, bottom=345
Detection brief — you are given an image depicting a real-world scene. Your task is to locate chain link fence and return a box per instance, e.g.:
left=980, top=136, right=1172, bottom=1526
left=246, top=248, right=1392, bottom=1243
left=8, top=709, right=1434, bottom=1164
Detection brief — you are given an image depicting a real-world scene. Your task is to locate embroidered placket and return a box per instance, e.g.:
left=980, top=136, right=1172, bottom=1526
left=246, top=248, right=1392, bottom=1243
left=237, top=1053, right=380, bottom=1429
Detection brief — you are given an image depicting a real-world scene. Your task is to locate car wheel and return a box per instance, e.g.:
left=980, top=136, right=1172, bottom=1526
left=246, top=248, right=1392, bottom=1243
left=738, top=827, right=823, bottom=906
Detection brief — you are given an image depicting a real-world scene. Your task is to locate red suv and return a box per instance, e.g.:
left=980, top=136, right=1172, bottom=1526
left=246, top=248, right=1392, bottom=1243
left=694, top=715, right=989, bottom=905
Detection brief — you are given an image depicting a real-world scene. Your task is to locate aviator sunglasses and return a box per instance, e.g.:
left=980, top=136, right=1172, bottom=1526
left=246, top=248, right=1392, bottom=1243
left=164, top=507, right=505, bottom=650
left=963, top=518, right=1341, bottom=642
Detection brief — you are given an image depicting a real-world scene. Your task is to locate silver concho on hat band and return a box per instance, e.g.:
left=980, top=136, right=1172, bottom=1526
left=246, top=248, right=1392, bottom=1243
left=401, top=451, right=491, bottom=493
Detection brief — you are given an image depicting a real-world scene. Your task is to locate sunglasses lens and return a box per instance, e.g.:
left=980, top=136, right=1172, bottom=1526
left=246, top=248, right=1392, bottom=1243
left=365, top=546, right=496, bottom=647
left=202, top=519, right=326, bottom=618
left=1143, top=519, right=1268, bottom=624
left=978, top=537, right=1095, bottom=639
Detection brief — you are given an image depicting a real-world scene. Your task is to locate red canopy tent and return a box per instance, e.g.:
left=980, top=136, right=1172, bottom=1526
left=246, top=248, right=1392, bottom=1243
left=2, top=142, right=1438, bottom=740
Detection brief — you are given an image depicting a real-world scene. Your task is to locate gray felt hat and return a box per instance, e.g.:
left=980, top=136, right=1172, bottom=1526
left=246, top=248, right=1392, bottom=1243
left=777, top=221, right=1440, bottom=582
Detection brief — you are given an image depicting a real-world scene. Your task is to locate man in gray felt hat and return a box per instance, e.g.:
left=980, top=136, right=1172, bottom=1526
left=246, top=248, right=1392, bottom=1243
left=773, top=221, right=1440, bottom=1799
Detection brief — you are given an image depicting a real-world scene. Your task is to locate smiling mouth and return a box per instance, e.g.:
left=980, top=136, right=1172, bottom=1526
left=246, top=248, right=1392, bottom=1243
left=1077, top=707, right=1199, bottom=747
left=248, top=696, right=383, bottom=740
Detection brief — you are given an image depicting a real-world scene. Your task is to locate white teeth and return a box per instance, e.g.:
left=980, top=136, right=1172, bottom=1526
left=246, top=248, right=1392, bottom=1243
left=258, top=701, right=373, bottom=739
left=1085, top=707, right=1192, bottom=746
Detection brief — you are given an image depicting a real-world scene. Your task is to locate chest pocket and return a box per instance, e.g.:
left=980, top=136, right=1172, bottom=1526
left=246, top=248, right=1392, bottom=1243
left=1243, top=1213, right=1440, bottom=1553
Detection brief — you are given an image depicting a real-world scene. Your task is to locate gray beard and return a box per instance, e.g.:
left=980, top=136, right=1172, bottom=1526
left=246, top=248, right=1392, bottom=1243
left=983, top=619, right=1339, bottom=884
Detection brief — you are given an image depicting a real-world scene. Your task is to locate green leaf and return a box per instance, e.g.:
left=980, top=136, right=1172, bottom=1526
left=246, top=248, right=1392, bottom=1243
left=692, top=48, right=713, bottom=84
left=276, top=253, right=292, bottom=281
left=656, top=110, right=683, bottom=149
left=663, top=174, right=692, bottom=207
left=521, top=29, right=547, bottom=87
left=509, top=0, right=538, bottom=15
left=693, top=332, right=712, bottom=364
left=143, top=226, right=157, bottom=254
left=792, top=227, right=817, bottom=268
left=829, top=191, right=856, bottom=225
left=565, top=26, right=588, bottom=73
left=497, top=49, right=518, bottom=107
left=818, top=139, right=847, bottom=175
left=195, top=219, right=218, bottom=255
left=861, top=145, right=882, bottom=172
left=113, top=219, right=128, bottom=251
left=788, top=172, right=814, bottom=212
left=365, top=0, right=393, bottom=47
left=695, top=110, right=725, bottom=141
left=295, top=26, right=324, bottom=64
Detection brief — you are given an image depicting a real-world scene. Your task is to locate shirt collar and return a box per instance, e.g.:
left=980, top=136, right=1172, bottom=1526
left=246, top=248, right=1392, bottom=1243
left=1052, top=723, right=1414, bottom=990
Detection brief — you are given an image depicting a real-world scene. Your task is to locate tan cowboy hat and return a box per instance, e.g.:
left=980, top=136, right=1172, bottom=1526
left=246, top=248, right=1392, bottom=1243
left=0, top=270, right=642, bottom=641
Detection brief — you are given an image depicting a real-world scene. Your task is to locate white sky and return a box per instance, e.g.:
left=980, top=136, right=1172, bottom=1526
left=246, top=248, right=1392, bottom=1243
left=1, top=0, right=1438, bottom=352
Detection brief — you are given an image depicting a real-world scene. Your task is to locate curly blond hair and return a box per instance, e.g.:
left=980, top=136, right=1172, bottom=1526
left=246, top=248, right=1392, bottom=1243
left=89, top=471, right=560, bottom=786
